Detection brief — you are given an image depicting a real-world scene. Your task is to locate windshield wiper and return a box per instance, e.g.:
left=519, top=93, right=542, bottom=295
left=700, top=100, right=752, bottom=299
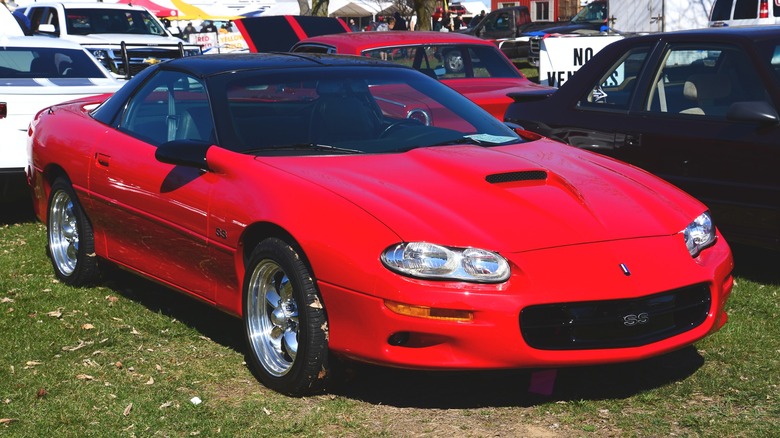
left=244, top=143, right=365, bottom=155
left=425, top=134, right=519, bottom=148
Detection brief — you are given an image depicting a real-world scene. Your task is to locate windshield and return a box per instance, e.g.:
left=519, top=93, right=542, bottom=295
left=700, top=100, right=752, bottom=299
left=66, top=8, right=167, bottom=36
left=361, top=44, right=522, bottom=80
left=0, top=47, right=107, bottom=78
left=571, top=1, right=607, bottom=24
left=211, top=67, right=521, bottom=155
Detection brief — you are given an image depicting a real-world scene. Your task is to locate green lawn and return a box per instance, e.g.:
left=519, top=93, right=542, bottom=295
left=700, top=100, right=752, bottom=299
left=1, top=203, right=778, bottom=436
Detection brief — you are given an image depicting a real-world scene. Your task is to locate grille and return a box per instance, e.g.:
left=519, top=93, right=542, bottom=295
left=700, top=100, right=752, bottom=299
left=485, top=170, right=547, bottom=184
left=528, top=37, right=542, bottom=67
left=520, top=284, right=711, bottom=350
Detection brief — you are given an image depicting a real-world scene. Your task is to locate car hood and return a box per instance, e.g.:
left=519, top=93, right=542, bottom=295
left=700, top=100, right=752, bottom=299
left=261, top=141, right=701, bottom=252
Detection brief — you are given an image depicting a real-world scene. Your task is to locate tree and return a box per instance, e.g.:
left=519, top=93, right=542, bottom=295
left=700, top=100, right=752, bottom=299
left=413, top=0, right=436, bottom=31
left=297, top=0, right=311, bottom=15
left=311, top=0, right=329, bottom=16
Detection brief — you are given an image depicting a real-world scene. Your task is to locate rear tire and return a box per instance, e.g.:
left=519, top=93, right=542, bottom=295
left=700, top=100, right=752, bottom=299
left=47, top=178, right=100, bottom=286
left=243, top=237, right=329, bottom=395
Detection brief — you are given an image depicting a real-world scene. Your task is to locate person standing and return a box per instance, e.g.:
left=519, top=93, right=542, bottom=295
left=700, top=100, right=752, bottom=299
left=391, top=11, right=407, bottom=30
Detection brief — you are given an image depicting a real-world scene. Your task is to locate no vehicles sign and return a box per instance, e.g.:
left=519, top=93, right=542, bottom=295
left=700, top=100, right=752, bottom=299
left=539, top=35, right=624, bottom=87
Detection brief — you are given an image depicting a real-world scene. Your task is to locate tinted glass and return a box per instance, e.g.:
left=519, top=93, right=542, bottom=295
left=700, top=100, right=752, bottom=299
left=645, top=44, right=771, bottom=117
left=733, top=0, right=758, bottom=19
left=578, top=47, right=651, bottom=110
left=208, top=67, right=520, bottom=155
left=710, top=0, right=734, bottom=20
left=361, top=44, right=521, bottom=80
left=66, top=8, right=166, bottom=36
left=119, top=70, right=213, bottom=145
left=0, top=47, right=106, bottom=78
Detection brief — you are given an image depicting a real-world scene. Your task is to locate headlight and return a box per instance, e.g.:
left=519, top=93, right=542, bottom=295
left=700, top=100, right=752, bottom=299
left=381, top=242, right=510, bottom=283
left=682, top=211, right=716, bottom=257
left=88, top=49, right=109, bottom=61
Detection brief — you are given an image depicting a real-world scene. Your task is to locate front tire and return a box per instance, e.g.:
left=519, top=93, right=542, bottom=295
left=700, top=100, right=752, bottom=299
left=47, top=178, right=100, bottom=286
left=243, top=238, right=329, bottom=395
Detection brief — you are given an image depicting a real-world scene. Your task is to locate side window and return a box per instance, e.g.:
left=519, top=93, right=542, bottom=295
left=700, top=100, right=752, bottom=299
left=577, top=47, right=650, bottom=110
left=733, top=0, right=758, bottom=19
left=119, top=70, right=214, bottom=146
left=710, top=0, right=734, bottom=20
left=645, top=44, right=771, bottom=117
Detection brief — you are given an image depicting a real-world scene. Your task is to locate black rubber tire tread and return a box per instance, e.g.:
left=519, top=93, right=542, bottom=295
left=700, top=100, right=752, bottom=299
left=243, top=237, right=330, bottom=396
left=47, top=178, right=100, bottom=286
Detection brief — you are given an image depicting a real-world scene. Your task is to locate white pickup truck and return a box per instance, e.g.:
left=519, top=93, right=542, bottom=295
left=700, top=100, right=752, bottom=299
left=0, top=4, right=121, bottom=201
left=22, top=2, right=201, bottom=79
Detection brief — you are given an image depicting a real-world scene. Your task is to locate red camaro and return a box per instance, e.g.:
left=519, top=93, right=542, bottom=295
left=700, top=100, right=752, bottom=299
left=28, top=53, right=733, bottom=396
left=291, top=31, right=553, bottom=120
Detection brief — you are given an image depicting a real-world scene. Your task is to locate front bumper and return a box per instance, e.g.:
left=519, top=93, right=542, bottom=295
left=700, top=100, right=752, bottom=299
left=320, top=234, right=733, bottom=369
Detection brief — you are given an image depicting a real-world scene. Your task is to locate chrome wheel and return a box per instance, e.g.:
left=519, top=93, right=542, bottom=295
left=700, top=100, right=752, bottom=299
left=246, top=259, right=299, bottom=377
left=243, top=237, right=329, bottom=395
left=49, top=189, right=79, bottom=277
left=46, top=179, right=99, bottom=286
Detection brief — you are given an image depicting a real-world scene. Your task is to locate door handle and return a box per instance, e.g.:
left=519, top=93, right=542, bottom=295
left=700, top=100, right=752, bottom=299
left=95, top=153, right=111, bottom=168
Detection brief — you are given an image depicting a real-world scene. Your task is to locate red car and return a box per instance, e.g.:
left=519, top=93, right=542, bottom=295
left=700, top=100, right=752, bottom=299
left=28, top=53, right=733, bottom=396
left=291, top=31, right=553, bottom=120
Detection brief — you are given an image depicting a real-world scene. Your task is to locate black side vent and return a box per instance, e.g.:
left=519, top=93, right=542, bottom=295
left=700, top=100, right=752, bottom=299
left=486, top=170, right=547, bottom=184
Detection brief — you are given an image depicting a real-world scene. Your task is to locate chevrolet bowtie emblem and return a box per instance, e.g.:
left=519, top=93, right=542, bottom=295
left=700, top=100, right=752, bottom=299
left=143, top=57, right=162, bottom=65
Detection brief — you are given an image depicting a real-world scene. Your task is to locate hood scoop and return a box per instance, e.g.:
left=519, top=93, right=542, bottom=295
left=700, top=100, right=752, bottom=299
left=486, top=170, right=548, bottom=184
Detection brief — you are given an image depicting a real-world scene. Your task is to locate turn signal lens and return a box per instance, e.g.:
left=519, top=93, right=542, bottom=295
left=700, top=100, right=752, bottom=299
left=385, top=300, right=473, bottom=322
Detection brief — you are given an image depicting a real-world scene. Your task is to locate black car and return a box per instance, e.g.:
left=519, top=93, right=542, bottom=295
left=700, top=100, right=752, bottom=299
left=506, top=26, right=780, bottom=250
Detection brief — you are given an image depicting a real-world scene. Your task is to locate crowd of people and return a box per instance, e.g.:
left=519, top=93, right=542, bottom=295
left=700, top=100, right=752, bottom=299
left=362, top=7, right=484, bottom=33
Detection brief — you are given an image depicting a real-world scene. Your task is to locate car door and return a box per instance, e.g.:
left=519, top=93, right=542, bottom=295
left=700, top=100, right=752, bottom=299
left=594, top=42, right=780, bottom=246
left=88, top=69, right=219, bottom=300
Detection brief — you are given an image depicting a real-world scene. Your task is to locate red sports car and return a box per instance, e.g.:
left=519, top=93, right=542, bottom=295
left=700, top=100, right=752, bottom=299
left=28, top=53, right=733, bottom=396
left=291, top=31, right=553, bottom=120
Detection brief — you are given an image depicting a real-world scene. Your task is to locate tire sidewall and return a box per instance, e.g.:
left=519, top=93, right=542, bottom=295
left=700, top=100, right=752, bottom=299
left=242, top=237, right=329, bottom=396
left=47, top=179, right=98, bottom=285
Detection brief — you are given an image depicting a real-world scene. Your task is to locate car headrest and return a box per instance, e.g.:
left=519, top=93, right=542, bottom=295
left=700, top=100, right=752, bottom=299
left=683, top=74, right=731, bottom=101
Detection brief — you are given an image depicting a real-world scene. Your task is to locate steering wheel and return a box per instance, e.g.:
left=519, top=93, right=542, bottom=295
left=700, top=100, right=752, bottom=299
left=380, top=118, right=423, bottom=138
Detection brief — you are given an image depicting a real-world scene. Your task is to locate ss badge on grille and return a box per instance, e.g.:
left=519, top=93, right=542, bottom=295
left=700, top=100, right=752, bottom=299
left=623, top=312, right=649, bottom=326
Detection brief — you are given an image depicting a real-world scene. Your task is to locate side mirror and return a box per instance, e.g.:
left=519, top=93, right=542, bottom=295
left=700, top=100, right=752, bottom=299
left=155, top=139, right=212, bottom=170
left=38, top=23, right=57, bottom=35
left=727, top=101, right=779, bottom=127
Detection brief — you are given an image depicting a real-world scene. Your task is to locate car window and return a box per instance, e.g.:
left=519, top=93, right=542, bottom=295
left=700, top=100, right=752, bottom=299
left=577, top=47, right=651, bottom=110
left=119, top=70, right=214, bottom=146
left=644, top=44, right=771, bottom=117
left=362, top=45, right=521, bottom=80
left=0, top=47, right=106, bottom=78
left=66, top=8, right=166, bottom=36
left=733, top=0, right=757, bottom=19
left=710, top=0, right=734, bottom=21
left=209, top=67, right=519, bottom=154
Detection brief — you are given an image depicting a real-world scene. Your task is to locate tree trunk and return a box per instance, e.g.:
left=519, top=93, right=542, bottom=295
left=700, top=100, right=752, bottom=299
left=297, top=0, right=311, bottom=15
left=414, top=0, right=436, bottom=31
left=311, top=0, right=329, bottom=16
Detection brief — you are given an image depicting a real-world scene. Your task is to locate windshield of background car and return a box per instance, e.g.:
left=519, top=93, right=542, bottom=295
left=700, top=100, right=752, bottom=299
left=361, top=44, right=522, bottom=80
left=571, top=1, right=606, bottom=23
left=0, top=47, right=107, bottom=78
left=210, top=66, right=520, bottom=155
left=66, top=8, right=166, bottom=36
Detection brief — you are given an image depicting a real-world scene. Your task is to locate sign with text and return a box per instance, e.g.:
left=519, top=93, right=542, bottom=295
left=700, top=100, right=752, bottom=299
left=538, top=35, right=624, bottom=87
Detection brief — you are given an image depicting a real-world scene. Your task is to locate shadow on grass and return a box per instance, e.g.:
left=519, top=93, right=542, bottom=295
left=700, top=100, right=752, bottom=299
left=100, top=267, right=705, bottom=408
left=328, top=346, right=703, bottom=408
left=102, top=268, right=245, bottom=354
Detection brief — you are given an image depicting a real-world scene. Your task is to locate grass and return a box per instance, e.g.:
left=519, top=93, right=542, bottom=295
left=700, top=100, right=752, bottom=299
left=1, top=202, right=778, bottom=436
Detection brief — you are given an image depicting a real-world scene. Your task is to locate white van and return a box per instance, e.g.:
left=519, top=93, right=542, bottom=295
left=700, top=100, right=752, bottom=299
left=709, top=0, right=780, bottom=27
